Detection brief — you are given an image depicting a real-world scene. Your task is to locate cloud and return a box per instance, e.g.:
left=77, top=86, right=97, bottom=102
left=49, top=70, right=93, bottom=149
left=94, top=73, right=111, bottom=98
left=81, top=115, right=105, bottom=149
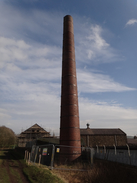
left=75, top=23, right=121, bottom=64
left=0, top=108, right=11, bottom=120
left=0, top=94, right=61, bottom=135
left=79, top=97, right=137, bottom=135
left=0, top=34, right=135, bottom=135
left=126, top=19, right=137, bottom=26
left=77, top=70, right=136, bottom=93
left=0, top=2, right=63, bottom=45
left=1, top=95, right=137, bottom=136
left=0, top=36, right=61, bottom=106
left=0, top=37, right=61, bottom=66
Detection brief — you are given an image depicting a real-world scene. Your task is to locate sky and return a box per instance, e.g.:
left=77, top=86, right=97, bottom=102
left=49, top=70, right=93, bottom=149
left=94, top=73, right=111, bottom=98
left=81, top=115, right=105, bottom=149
left=0, top=0, right=137, bottom=136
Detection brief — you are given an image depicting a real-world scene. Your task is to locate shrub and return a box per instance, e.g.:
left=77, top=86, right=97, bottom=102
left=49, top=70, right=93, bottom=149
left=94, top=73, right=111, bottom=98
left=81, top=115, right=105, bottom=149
left=0, top=126, right=16, bottom=148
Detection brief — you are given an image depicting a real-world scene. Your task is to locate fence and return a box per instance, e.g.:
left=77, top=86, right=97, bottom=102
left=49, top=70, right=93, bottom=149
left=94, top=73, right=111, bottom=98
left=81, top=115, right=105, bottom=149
left=94, top=145, right=137, bottom=166
left=28, top=144, right=94, bottom=170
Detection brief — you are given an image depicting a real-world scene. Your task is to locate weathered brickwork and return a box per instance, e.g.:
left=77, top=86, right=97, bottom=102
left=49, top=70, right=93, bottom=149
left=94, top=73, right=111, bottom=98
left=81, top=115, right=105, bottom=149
left=60, top=15, right=81, bottom=161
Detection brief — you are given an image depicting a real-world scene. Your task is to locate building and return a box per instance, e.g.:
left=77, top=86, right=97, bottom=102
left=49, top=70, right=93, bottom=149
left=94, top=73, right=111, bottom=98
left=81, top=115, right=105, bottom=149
left=18, top=124, right=50, bottom=147
left=80, top=124, right=127, bottom=147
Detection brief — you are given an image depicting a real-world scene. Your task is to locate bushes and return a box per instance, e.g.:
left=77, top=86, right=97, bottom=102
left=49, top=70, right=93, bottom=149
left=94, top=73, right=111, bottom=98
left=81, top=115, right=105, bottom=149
left=0, top=126, right=17, bottom=148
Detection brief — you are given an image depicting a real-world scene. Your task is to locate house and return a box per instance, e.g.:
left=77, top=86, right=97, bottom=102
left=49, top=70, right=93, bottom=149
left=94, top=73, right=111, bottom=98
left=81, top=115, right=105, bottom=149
left=80, top=124, right=127, bottom=147
left=18, top=123, right=50, bottom=147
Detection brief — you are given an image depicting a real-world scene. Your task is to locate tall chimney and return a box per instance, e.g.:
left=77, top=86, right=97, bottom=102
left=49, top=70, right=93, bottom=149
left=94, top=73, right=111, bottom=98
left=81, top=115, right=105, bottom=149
left=60, top=15, right=81, bottom=161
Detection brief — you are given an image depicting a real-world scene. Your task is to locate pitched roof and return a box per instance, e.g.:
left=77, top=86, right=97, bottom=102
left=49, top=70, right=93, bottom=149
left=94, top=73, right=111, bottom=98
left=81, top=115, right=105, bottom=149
left=19, top=123, right=50, bottom=135
left=80, top=128, right=126, bottom=136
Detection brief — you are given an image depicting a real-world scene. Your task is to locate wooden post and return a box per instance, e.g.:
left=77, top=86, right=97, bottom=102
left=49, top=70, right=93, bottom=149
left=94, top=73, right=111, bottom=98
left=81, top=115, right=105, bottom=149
left=28, top=153, right=30, bottom=165
left=39, top=154, right=41, bottom=166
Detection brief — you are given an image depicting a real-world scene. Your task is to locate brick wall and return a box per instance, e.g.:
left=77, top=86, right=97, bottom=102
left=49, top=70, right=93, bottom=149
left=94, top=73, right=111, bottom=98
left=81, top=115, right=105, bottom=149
left=81, top=135, right=127, bottom=147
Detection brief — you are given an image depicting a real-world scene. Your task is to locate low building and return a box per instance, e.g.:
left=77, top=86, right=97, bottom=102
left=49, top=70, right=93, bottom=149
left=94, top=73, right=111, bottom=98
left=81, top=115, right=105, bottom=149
left=18, top=123, right=50, bottom=147
left=80, top=124, right=127, bottom=147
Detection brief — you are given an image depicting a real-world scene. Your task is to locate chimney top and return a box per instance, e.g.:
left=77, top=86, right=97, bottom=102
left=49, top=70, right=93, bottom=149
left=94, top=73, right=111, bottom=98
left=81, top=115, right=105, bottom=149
left=86, top=123, right=90, bottom=129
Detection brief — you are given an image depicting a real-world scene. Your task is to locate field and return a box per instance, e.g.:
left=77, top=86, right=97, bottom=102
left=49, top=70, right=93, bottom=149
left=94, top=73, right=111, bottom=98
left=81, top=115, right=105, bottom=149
left=1, top=148, right=137, bottom=183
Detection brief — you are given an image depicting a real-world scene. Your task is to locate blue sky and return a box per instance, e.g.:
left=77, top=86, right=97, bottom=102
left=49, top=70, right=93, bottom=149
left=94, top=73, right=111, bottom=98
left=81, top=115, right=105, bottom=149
left=0, top=0, right=137, bottom=136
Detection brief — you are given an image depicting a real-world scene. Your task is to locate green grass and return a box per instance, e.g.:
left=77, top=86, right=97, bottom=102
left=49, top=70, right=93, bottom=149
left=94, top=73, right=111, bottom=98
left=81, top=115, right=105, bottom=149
left=0, top=167, right=10, bottom=183
left=0, top=148, right=64, bottom=183
left=23, top=165, right=64, bottom=183
left=0, top=153, right=10, bottom=183
left=10, top=167, right=23, bottom=183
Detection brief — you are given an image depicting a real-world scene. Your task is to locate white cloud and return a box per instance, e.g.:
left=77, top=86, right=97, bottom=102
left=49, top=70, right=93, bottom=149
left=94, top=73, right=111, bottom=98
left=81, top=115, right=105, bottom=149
left=126, top=19, right=137, bottom=26
left=1, top=95, right=137, bottom=136
left=0, top=36, right=61, bottom=106
left=0, top=35, right=136, bottom=135
left=0, top=108, right=11, bottom=120
left=0, top=2, right=63, bottom=45
left=75, top=24, right=120, bottom=64
left=79, top=98, right=137, bottom=135
left=77, top=70, right=136, bottom=93
left=0, top=37, right=61, bottom=67
left=0, top=93, right=61, bottom=135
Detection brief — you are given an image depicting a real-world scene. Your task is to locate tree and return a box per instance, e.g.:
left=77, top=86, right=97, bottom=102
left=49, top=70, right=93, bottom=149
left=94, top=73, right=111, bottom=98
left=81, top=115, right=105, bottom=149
left=0, top=126, right=16, bottom=148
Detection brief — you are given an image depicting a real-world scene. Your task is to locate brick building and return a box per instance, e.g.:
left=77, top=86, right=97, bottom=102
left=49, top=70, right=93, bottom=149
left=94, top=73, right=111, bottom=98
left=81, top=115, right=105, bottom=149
left=80, top=124, right=127, bottom=147
left=18, top=124, right=50, bottom=147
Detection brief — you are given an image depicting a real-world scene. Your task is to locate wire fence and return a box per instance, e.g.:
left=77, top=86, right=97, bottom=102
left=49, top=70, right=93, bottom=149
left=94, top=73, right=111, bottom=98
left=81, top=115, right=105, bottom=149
left=94, top=145, right=137, bottom=166
left=26, top=144, right=94, bottom=170
left=24, top=144, right=137, bottom=169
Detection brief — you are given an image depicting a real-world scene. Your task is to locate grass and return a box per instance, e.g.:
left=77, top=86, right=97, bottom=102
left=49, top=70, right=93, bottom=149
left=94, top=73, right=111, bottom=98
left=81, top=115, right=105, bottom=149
left=53, top=159, right=137, bottom=183
left=0, top=148, right=65, bottom=183
left=0, top=150, right=10, bottom=183
left=10, top=167, right=23, bottom=183
left=23, top=165, right=64, bottom=183
left=1, top=148, right=137, bottom=183
left=0, top=165, right=10, bottom=183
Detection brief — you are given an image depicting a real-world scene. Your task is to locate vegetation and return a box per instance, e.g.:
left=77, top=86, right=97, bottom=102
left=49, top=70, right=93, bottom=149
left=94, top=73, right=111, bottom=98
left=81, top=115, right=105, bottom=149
left=1, top=145, right=137, bottom=183
left=53, top=159, right=137, bottom=183
left=0, top=126, right=17, bottom=148
left=0, top=148, right=65, bottom=183
left=23, top=166, right=64, bottom=183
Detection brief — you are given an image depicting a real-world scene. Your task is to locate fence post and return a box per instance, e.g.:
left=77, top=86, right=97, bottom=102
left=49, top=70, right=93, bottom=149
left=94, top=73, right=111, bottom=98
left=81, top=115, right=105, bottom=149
left=50, top=145, right=55, bottom=170
left=103, top=145, right=106, bottom=154
left=90, top=148, right=94, bottom=166
left=96, top=145, right=99, bottom=153
left=126, top=144, right=130, bottom=156
left=39, top=154, right=41, bottom=166
left=26, top=151, right=28, bottom=163
left=126, top=144, right=131, bottom=165
left=24, top=150, right=26, bottom=160
left=113, top=144, right=117, bottom=155
left=34, top=146, right=39, bottom=164
left=103, top=145, right=106, bottom=159
left=28, top=153, right=30, bottom=165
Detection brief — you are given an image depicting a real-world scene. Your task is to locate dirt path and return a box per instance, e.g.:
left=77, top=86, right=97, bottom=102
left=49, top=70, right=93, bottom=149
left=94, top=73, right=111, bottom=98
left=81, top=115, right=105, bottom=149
left=0, top=149, right=30, bottom=183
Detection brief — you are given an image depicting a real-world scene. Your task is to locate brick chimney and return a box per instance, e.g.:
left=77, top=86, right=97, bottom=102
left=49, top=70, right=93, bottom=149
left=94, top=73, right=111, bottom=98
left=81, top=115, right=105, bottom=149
left=60, top=15, right=81, bottom=161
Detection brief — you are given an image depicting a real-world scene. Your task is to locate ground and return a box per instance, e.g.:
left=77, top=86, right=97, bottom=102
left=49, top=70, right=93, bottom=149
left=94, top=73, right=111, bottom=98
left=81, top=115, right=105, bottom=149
left=53, top=159, right=137, bottom=183
left=0, top=149, right=29, bottom=183
left=1, top=148, right=137, bottom=183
